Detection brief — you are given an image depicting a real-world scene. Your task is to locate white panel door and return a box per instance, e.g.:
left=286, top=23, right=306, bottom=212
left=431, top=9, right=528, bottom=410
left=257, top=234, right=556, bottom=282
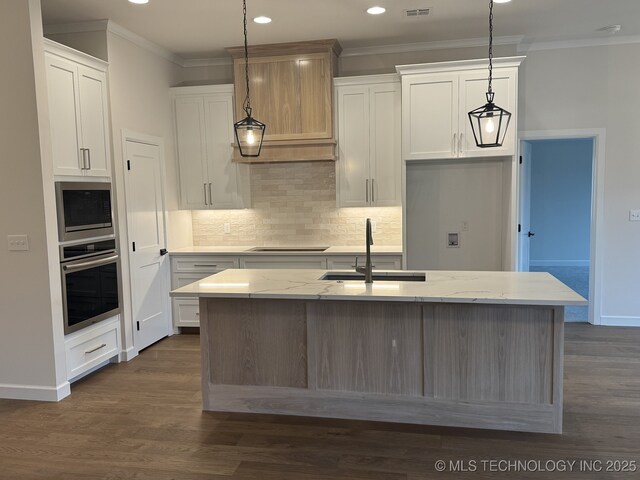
left=459, top=69, right=517, bottom=158
left=336, top=85, right=371, bottom=207
left=175, top=97, right=208, bottom=209
left=369, top=83, right=401, bottom=206
left=45, top=53, right=83, bottom=176
left=518, top=141, right=533, bottom=271
left=124, top=140, right=170, bottom=351
left=78, top=66, right=110, bottom=177
left=203, top=94, right=239, bottom=209
left=403, top=73, right=458, bottom=161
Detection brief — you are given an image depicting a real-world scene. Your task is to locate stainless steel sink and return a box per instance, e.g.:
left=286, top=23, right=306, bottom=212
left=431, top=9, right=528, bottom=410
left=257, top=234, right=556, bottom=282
left=250, top=246, right=329, bottom=252
left=320, top=271, right=426, bottom=282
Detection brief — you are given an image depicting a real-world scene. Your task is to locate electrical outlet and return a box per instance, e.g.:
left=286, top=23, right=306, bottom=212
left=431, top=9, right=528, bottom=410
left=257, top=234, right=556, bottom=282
left=461, top=221, right=469, bottom=232
left=630, top=210, right=640, bottom=222
left=371, top=220, right=377, bottom=233
left=223, top=223, right=231, bottom=234
left=7, top=235, right=29, bottom=251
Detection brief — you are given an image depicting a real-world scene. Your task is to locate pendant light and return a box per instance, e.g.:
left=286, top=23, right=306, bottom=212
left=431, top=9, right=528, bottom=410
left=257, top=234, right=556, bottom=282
left=234, top=0, right=266, bottom=157
left=468, top=0, right=511, bottom=148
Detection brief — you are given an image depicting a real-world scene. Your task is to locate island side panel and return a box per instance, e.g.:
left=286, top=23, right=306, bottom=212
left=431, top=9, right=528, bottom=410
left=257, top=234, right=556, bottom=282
left=423, top=304, right=555, bottom=404
left=205, top=298, right=308, bottom=388
left=307, top=302, right=423, bottom=396
left=552, top=306, right=564, bottom=433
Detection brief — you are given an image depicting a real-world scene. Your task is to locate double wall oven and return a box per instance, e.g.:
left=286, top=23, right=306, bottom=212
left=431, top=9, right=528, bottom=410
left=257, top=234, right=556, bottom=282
left=55, top=182, right=121, bottom=334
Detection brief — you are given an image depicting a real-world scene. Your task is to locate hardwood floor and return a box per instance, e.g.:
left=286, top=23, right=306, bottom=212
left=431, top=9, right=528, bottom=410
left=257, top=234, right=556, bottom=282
left=1, top=324, right=639, bottom=479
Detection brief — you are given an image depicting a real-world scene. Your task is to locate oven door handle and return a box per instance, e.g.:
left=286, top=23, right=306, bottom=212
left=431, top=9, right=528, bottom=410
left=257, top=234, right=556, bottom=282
left=63, top=254, right=119, bottom=272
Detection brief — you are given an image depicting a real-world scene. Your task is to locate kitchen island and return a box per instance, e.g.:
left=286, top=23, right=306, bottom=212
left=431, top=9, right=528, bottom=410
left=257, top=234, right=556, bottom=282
left=171, top=269, right=586, bottom=433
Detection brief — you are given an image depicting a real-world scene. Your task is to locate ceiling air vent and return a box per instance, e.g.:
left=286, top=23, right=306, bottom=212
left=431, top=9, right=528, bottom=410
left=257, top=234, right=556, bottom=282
left=404, top=8, right=431, bottom=19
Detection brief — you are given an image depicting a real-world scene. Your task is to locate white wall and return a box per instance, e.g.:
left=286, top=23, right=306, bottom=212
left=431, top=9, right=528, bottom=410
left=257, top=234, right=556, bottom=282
left=106, top=30, right=192, bottom=357
left=0, top=0, right=68, bottom=401
left=528, top=139, right=593, bottom=267
left=519, top=44, right=640, bottom=325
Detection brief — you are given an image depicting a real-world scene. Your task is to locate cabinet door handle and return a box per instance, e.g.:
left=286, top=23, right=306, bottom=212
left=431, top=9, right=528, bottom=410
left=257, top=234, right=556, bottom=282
left=371, top=178, right=375, bottom=204
left=208, top=183, right=213, bottom=206
left=85, top=343, right=107, bottom=355
left=86, top=148, right=91, bottom=170
left=365, top=179, right=369, bottom=204
left=459, top=133, right=464, bottom=155
left=80, top=148, right=88, bottom=169
left=203, top=183, right=208, bottom=205
left=453, top=134, right=457, bottom=156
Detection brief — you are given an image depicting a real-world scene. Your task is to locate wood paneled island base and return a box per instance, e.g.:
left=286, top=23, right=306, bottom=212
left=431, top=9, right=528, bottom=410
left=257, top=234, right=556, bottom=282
left=199, top=297, right=564, bottom=434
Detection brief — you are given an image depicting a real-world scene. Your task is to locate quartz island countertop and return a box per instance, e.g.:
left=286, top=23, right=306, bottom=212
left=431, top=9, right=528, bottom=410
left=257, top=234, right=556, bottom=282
left=170, top=268, right=587, bottom=306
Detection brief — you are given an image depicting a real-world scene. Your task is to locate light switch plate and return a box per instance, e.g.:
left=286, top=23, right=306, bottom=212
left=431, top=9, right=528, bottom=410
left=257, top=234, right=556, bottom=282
left=7, top=235, right=29, bottom=251
left=630, top=210, right=640, bottom=222
left=371, top=220, right=377, bottom=233
left=223, top=223, right=231, bottom=234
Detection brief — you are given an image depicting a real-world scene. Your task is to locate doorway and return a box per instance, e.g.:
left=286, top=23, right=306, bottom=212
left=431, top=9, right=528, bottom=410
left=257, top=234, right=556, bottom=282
left=123, top=135, right=171, bottom=351
left=518, top=135, right=600, bottom=323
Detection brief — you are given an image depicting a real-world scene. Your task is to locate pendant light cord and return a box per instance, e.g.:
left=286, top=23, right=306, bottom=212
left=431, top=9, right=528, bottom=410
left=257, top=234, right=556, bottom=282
left=487, top=0, right=494, bottom=98
left=242, top=0, right=252, bottom=116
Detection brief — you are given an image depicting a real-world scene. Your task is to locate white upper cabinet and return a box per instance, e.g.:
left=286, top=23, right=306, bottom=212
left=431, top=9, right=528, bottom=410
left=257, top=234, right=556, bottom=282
left=335, top=75, right=401, bottom=208
left=397, top=57, right=523, bottom=161
left=172, top=85, right=249, bottom=210
left=44, top=40, right=111, bottom=178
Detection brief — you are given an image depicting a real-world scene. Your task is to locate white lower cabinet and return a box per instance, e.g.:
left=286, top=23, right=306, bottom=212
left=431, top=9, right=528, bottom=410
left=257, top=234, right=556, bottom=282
left=239, top=255, right=328, bottom=270
left=170, top=255, right=240, bottom=328
left=65, top=316, right=120, bottom=382
left=326, top=255, right=402, bottom=271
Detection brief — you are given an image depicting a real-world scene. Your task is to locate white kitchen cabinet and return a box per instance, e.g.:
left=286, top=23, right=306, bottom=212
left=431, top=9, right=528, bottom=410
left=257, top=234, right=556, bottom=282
left=172, top=85, right=250, bottom=210
left=65, top=316, right=120, bottom=382
left=326, top=255, right=402, bottom=271
left=170, top=255, right=240, bottom=328
left=397, top=57, right=523, bottom=161
left=45, top=40, right=111, bottom=178
left=239, top=255, right=328, bottom=270
left=335, top=75, right=401, bottom=207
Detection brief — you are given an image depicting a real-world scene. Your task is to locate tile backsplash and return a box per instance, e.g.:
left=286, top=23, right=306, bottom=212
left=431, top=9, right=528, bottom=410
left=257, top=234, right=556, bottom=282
left=192, top=161, right=402, bottom=246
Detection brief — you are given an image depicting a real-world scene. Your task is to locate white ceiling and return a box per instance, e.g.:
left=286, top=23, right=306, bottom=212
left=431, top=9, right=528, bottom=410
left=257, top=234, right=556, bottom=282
left=40, top=0, right=640, bottom=59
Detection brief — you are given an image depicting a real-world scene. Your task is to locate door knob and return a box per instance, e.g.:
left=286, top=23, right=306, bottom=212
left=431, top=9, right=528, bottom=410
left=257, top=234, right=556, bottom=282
left=527, top=232, right=536, bottom=238
left=160, top=248, right=168, bottom=256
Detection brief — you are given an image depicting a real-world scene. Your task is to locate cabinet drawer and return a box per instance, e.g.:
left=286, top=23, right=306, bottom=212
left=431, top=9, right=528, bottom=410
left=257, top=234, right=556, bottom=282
left=239, top=255, right=327, bottom=269
left=173, top=272, right=216, bottom=289
left=66, top=321, right=119, bottom=381
left=173, top=298, right=200, bottom=328
left=171, top=256, right=238, bottom=273
left=326, top=255, right=402, bottom=271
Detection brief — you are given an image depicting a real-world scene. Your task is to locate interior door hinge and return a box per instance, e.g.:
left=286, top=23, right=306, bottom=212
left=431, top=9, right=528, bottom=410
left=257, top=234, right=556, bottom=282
left=132, top=241, right=136, bottom=252
left=136, top=321, right=140, bottom=331
left=518, top=224, right=522, bottom=233
left=127, top=160, right=131, bottom=171
left=519, top=156, right=523, bottom=165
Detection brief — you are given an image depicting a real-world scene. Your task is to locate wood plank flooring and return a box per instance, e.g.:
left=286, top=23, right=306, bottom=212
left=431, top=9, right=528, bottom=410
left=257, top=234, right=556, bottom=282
left=1, top=324, right=639, bottom=479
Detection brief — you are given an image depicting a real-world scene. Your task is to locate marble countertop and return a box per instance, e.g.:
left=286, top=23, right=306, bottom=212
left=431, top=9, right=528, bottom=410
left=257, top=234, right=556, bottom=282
left=169, top=246, right=403, bottom=256
left=170, top=269, right=587, bottom=306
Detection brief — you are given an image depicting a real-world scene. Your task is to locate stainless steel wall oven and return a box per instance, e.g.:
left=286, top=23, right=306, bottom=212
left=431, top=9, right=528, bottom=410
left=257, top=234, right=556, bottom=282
left=61, top=239, right=120, bottom=334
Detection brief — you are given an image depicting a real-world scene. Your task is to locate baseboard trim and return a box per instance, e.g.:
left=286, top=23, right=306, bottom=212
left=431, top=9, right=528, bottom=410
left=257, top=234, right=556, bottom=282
left=529, top=260, right=590, bottom=267
left=600, top=316, right=640, bottom=327
left=121, top=346, right=138, bottom=362
left=0, top=381, right=70, bottom=402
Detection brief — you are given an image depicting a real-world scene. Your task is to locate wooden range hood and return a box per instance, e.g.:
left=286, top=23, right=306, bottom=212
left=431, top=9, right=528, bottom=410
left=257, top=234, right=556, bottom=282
left=227, top=39, right=342, bottom=163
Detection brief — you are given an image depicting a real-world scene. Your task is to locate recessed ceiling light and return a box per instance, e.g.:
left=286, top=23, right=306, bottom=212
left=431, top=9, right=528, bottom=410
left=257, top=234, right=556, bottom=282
left=494, top=0, right=512, bottom=3
left=128, top=0, right=149, bottom=4
left=367, top=6, right=386, bottom=15
left=598, top=24, right=622, bottom=35
left=253, top=16, right=272, bottom=24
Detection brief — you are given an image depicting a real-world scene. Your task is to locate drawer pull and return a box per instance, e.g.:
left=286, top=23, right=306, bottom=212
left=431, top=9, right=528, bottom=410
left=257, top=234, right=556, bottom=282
left=85, top=343, right=107, bottom=355
left=193, top=264, right=218, bottom=268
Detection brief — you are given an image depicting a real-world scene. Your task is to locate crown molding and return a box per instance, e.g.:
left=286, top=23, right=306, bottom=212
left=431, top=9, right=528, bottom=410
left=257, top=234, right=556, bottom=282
left=519, top=34, right=640, bottom=53
left=182, top=57, right=233, bottom=68
left=396, top=56, right=525, bottom=76
left=43, top=19, right=184, bottom=66
left=341, top=35, right=525, bottom=57
left=334, top=73, right=400, bottom=86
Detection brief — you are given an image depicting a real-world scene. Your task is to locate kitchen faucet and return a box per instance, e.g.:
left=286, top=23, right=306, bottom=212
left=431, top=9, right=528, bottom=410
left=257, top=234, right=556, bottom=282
left=355, top=218, right=374, bottom=283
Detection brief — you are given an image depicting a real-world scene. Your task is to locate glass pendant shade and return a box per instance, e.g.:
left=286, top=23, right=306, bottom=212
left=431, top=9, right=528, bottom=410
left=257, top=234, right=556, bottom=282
left=468, top=92, right=512, bottom=148
left=234, top=114, right=266, bottom=157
